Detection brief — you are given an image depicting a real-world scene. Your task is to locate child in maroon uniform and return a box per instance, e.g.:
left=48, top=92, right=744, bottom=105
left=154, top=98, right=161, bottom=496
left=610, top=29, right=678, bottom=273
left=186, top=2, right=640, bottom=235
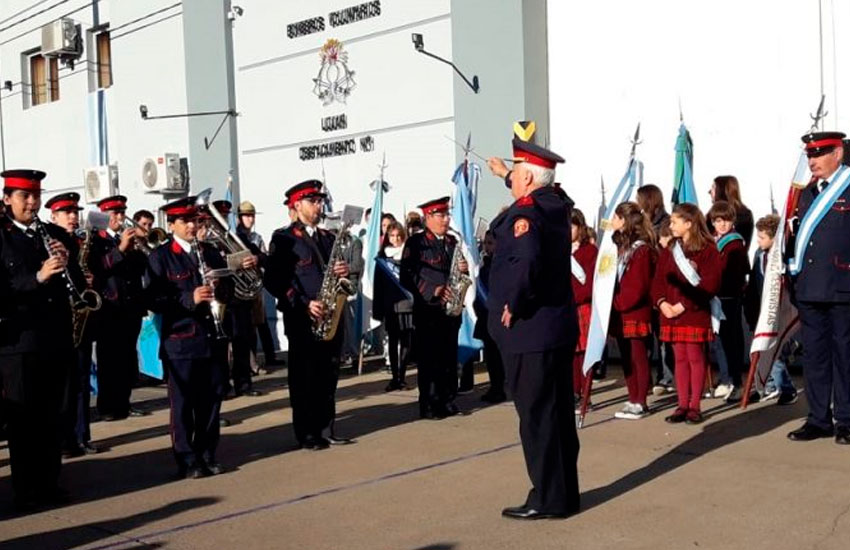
left=610, top=202, right=657, bottom=419
left=652, top=203, right=721, bottom=424
left=571, top=209, right=598, bottom=404
left=707, top=200, right=750, bottom=402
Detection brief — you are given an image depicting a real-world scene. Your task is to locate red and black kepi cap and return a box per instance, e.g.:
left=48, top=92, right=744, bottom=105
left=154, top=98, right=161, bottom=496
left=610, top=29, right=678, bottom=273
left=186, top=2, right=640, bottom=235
left=97, top=195, right=128, bottom=212
left=160, top=196, right=198, bottom=219
left=285, top=180, right=326, bottom=207
left=418, top=196, right=450, bottom=215
left=45, top=192, right=83, bottom=212
left=512, top=139, right=565, bottom=169
left=2, top=169, right=46, bottom=192
left=802, top=131, right=847, bottom=158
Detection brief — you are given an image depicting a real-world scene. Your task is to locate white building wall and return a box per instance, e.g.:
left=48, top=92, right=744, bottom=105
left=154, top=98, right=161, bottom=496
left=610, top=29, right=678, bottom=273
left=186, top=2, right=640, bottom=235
left=0, top=0, right=190, bottom=216
left=232, top=0, right=456, bottom=240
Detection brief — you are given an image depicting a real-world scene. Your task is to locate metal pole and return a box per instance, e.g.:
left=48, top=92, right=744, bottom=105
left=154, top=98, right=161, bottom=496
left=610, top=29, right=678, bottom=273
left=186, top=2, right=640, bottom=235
left=0, top=86, right=6, bottom=171
left=818, top=0, right=825, bottom=130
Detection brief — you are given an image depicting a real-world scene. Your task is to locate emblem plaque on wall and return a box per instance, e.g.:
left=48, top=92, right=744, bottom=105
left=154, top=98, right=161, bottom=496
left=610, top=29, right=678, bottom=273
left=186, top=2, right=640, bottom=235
left=312, top=39, right=357, bottom=106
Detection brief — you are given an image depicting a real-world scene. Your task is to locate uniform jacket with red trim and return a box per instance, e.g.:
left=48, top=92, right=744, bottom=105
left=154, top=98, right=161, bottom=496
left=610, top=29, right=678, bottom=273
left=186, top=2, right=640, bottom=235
left=146, top=238, right=232, bottom=360
left=572, top=242, right=598, bottom=306
left=487, top=186, right=576, bottom=354
left=613, top=243, right=656, bottom=325
left=264, top=221, right=336, bottom=337
left=651, top=242, right=721, bottom=330
left=716, top=236, right=749, bottom=298
left=90, top=229, right=148, bottom=316
left=0, top=216, right=84, bottom=354
left=400, top=228, right=461, bottom=324
left=790, top=177, right=850, bottom=302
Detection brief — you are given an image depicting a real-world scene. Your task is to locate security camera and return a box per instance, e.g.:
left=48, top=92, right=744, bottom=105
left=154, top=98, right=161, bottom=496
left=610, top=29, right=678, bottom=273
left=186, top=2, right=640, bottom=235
left=228, top=5, right=244, bottom=20
left=411, top=33, right=424, bottom=51
left=139, top=105, right=148, bottom=120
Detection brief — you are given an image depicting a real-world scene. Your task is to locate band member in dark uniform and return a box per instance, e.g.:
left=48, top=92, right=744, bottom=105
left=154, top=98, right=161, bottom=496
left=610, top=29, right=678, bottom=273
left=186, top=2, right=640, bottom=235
left=400, top=197, right=467, bottom=419
left=265, top=180, right=351, bottom=450
left=209, top=199, right=262, bottom=397
left=147, top=197, right=232, bottom=478
left=90, top=195, right=149, bottom=420
left=787, top=131, right=850, bottom=444
left=0, top=169, right=83, bottom=509
left=486, top=138, right=580, bottom=520
left=46, top=193, right=99, bottom=457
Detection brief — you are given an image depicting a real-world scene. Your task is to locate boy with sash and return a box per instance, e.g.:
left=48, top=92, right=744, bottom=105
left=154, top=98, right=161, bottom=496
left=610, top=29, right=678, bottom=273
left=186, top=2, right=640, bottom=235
left=707, top=200, right=750, bottom=402
left=787, top=131, right=850, bottom=444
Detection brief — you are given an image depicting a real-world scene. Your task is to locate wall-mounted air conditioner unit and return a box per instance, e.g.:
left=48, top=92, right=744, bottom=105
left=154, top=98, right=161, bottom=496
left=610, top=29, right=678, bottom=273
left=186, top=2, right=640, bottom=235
left=42, top=19, right=79, bottom=56
left=141, top=154, right=184, bottom=192
left=83, top=164, right=118, bottom=204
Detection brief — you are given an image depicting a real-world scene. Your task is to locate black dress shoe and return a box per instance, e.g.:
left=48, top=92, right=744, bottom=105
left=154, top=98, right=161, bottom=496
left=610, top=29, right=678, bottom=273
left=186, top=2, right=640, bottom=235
left=501, top=505, right=573, bottom=520
left=444, top=402, right=462, bottom=416
left=327, top=435, right=355, bottom=445
left=481, top=391, right=507, bottom=404
left=787, top=423, right=834, bottom=441
left=206, top=461, right=225, bottom=475
left=835, top=425, right=850, bottom=445
left=301, top=436, right=330, bottom=450
left=685, top=410, right=704, bottom=425
left=384, top=381, right=401, bottom=392
left=665, top=408, right=688, bottom=424
left=220, top=417, right=231, bottom=427
left=62, top=445, right=85, bottom=459
left=100, top=414, right=121, bottom=422
left=185, top=464, right=209, bottom=479
left=81, top=442, right=100, bottom=455
left=235, top=388, right=263, bottom=397
left=128, top=407, right=149, bottom=417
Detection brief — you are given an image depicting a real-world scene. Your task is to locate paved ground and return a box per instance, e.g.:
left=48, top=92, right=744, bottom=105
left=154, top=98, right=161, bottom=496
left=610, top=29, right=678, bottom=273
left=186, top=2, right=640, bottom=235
left=1, top=362, right=849, bottom=550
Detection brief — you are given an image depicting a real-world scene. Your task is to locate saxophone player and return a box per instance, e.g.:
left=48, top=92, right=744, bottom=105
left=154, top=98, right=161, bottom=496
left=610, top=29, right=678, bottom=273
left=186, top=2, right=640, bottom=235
left=46, top=193, right=99, bottom=458
left=90, top=195, right=149, bottom=421
left=400, top=196, right=468, bottom=420
left=0, top=170, right=83, bottom=510
left=265, top=180, right=351, bottom=450
left=146, top=197, right=233, bottom=478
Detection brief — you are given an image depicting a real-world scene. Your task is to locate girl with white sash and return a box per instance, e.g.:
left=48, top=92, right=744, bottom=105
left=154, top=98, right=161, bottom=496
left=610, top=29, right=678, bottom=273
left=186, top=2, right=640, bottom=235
left=610, top=202, right=657, bottom=420
left=651, top=204, right=722, bottom=425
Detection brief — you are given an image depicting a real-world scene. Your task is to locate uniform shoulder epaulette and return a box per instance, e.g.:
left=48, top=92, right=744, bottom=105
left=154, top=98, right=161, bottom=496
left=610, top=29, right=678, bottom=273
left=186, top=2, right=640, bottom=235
left=98, top=229, right=109, bottom=239
left=170, top=240, right=184, bottom=255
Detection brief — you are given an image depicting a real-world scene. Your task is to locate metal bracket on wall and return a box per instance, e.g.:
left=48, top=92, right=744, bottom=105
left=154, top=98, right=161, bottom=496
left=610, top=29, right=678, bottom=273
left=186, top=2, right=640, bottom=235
left=139, top=105, right=239, bottom=150
left=411, top=33, right=479, bottom=94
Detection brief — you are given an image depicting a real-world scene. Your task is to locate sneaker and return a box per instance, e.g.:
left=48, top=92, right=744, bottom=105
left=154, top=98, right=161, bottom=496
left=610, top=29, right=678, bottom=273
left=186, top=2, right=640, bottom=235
left=615, top=403, right=648, bottom=420
left=762, top=388, right=780, bottom=401
left=652, top=385, right=666, bottom=396
left=713, top=383, right=734, bottom=400
left=724, top=386, right=742, bottom=403
left=777, top=392, right=799, bottom=406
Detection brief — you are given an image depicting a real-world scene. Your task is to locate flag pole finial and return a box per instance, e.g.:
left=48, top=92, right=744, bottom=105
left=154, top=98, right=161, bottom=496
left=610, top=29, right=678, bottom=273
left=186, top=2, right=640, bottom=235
left=810, top=94, right=828, bottom=132
left=629, top=122, right=642, bottom=157
left=678, top=98, right=684, bottom=123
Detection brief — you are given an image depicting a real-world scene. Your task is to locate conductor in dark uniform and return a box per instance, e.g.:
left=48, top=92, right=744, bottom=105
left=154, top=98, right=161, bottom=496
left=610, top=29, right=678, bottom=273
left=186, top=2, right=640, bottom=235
left=400, top=197, right=467, bottom=419
left=787, top=131, right=850, bottom=445
left=264, top=180, right=351, bottom=450
left=90, top=195, right=148, bottom=420
left=147, top=197, right=232, bottom=478
left=486, top=138, right=580, bottom=519
left=0, top=169, right=83, bottom=509
left=46, top=192, right=100, bottom=457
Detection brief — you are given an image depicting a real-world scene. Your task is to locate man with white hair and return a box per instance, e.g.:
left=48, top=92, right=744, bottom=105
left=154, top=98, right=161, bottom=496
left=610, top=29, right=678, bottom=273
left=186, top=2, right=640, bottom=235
left=486, top=136, right=580, bottom=520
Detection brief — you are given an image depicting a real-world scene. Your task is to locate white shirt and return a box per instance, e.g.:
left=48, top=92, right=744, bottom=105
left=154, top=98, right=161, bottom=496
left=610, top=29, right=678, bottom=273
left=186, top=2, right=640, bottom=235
left=11, top=218, right=36, bottom=235
left=107, top=227, right=119, bottom=240
left=304, top=225, right=316, bottom=237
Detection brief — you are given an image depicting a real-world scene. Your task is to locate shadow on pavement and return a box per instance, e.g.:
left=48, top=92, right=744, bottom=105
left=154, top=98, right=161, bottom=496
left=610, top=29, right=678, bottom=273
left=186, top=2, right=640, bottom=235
left=0, top=497, right=219, bottom=550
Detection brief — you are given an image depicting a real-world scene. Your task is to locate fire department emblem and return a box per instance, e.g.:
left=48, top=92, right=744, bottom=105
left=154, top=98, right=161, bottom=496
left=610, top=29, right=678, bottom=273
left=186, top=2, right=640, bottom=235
left=312, top=39, right=356, bottom=106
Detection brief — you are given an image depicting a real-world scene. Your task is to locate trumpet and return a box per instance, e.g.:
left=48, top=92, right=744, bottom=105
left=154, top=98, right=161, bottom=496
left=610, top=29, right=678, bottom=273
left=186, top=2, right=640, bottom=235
left=121, top=218, right=167, bottom=255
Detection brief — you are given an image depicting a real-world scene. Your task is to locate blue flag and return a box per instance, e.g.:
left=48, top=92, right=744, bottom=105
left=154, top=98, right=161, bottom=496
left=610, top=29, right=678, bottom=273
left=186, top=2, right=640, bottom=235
left=672, top=123, right=698, bottom=206
left=360, top=178, right=386, bottom=335
left=449, top=160, right=483, bottom=364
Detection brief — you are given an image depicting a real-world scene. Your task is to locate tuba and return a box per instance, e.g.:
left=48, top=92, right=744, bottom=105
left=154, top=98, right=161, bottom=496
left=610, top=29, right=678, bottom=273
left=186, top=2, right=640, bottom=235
left=444, top=235, right=472, bottom=317
left=313, top=220, right=357, bottom=341
left=194, top=188, right=264, bottom=301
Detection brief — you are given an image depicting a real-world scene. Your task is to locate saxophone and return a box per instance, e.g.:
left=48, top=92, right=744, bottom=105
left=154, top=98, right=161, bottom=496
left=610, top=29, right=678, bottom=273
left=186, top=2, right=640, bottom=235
left=444, top=236, right=472, bottom=317
left=72, top=228, right=99, bottom=347
left=312, top=221, right=357, bottom=341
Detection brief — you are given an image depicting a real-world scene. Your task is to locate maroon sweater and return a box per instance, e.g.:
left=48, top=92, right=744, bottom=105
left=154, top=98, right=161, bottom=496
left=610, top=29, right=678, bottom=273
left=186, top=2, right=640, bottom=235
left=651, top=242, right=721, bottom=330
left=571, top=242, right=598, bottom=306
left=717, top=237, right=750, bottom=298
left=613, top=243, right=656, bottom=325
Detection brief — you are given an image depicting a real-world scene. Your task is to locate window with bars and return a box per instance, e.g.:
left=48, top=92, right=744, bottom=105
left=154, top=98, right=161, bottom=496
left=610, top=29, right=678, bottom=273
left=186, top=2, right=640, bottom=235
left=28, top=53, right=60, bottom=107
left=96, top=31, right=112, bottom=89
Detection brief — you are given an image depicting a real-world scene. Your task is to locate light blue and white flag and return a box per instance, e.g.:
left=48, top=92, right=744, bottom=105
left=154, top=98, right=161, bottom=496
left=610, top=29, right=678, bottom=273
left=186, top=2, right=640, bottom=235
left=449, top=160, right=483, bottom=364
left=224, top=177, right=237, bottom=231
left=360, top=178, right=387, bottom=334
left=582, top=155, right=643, bottom=374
